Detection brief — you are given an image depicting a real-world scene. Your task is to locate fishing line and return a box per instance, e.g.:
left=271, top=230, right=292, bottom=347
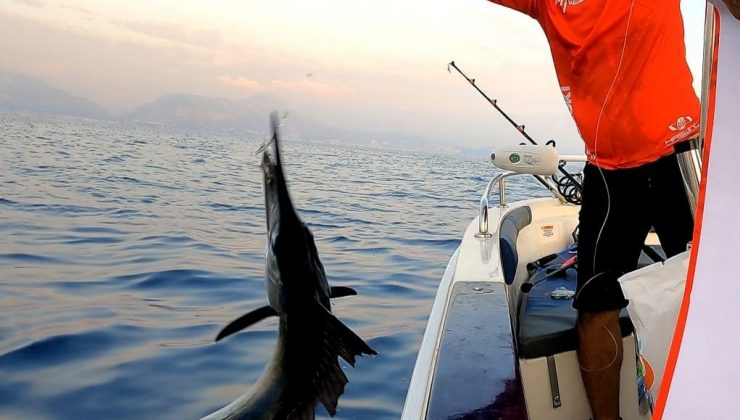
left=576, top=0, right=637, bottom=299
left=449, top=0, right=638, bottom=368
left=579, top=324, right=621, bottom=373
left=576, top=0, right=637, bottom=373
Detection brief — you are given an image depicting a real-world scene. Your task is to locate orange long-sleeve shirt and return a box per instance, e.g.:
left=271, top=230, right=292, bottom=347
left=490, top=0, right=701, bottom=169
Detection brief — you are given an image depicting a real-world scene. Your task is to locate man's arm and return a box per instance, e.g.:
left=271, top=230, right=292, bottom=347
left=722, top=0, right=740, bottom=19
left=488, top=0, right=538, bottom=19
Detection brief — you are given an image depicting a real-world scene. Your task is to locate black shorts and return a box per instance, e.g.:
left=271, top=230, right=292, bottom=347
left=573, top=153, right=694, bottom=313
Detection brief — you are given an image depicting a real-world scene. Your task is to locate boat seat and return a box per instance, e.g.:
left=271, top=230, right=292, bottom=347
left=517, top=266, right=634, bottom=359
left=516, top=244, right=663, bottom=359
left=499, top=206, right=532, bottom=285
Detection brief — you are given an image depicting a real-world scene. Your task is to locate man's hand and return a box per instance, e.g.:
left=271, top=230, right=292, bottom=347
left=723, top=0, right=740, bottom=20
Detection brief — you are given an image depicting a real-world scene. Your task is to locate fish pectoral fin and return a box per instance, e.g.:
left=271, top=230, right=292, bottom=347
left=215, top=306, right=278, bottom=342
left=329, top=286, right=357, bottom=299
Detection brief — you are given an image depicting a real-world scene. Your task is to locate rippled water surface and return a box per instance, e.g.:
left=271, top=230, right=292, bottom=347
left=0, top=113, right=548, bottom=419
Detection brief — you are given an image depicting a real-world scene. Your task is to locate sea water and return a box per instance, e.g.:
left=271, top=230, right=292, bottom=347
left=0, top=112, right=551, bottom=419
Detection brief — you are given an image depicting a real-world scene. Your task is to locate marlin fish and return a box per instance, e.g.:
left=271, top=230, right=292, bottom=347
left=204, top=113, right=376, bottom=420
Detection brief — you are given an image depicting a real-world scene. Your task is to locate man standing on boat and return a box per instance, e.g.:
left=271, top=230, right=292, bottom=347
left=483, top=0, right=739, bottom=419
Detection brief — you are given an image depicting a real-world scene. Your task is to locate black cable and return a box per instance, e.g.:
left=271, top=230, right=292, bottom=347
left=553, top=166, right=582, bottom=205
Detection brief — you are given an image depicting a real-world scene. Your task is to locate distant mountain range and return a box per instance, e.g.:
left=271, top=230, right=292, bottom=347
left=0, top=72, right=485, bottom=156
left=0, top=72, right=107, bottom=119
left=127, top=93, right=284, bottom=132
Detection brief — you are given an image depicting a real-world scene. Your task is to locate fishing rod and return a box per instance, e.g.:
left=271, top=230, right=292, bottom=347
left=450, top=61, right=665, bottom=263
left=447, top=60, right=583, bottom=194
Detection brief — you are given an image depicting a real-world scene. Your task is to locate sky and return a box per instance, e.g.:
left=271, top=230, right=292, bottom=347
left=0, top=0, right=707, bottom=152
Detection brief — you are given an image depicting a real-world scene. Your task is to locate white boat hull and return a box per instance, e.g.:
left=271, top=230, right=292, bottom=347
left=402, top=197, right=653, bottom=419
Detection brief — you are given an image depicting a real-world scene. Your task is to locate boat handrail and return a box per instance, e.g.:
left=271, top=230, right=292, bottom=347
left=476, top=172, right=566, bottom=238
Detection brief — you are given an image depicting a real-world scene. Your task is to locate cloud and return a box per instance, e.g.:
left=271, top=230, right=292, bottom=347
left=59, top=4, right=96, bottom=19
left=113, top=19, right=224, bottom=49
left=216, top=76, right=354, bottom=98
left=217, top=75, right=263, bottom=92
left=269, top=79, right=355, bottom=97
left=12, top=0, right=44, bottom=7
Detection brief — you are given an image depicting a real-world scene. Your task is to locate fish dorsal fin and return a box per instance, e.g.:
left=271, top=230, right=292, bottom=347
left=329, top=286, right=357, bottom=299
left=215, top=306, right=278, bottom=342
left=315, top=306, right=377, bottom=366
left=310, top=305, right=377, bottom=415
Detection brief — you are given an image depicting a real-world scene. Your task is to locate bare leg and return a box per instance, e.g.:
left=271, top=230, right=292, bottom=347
left=577, top=310, right=623, bottom=420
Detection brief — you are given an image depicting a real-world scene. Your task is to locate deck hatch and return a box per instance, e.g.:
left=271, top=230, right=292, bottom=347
left=426, top=281, right=526, bottom=419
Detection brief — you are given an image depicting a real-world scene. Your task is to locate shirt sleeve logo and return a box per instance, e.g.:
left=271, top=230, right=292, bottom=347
left=561, top=86, right=573, bottom=115
left=555, top=0, right=586, bottom=13
left=668, top=116, right=693, bottom=132
left=666, top=115, right=699, bottom=146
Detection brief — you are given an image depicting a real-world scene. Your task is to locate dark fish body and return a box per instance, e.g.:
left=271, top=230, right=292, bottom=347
left=204, top=114, right=376, bottom=420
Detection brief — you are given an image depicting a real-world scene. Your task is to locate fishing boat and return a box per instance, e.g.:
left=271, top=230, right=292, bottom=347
left=401, top=2, right=739, bottom=418
left=400, top=142, right=659, bottom=419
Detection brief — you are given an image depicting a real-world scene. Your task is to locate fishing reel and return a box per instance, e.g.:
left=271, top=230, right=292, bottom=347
left=490, top=144, right=560, bottom=175
left=489, top=144, right=585, bottom=206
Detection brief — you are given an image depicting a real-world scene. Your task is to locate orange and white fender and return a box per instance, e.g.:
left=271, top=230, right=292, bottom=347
left=656, top=2, right=740, bottom=418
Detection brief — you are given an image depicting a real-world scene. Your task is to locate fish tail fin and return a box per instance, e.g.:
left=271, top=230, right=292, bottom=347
left=269, top=111, right=283, bottom=169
